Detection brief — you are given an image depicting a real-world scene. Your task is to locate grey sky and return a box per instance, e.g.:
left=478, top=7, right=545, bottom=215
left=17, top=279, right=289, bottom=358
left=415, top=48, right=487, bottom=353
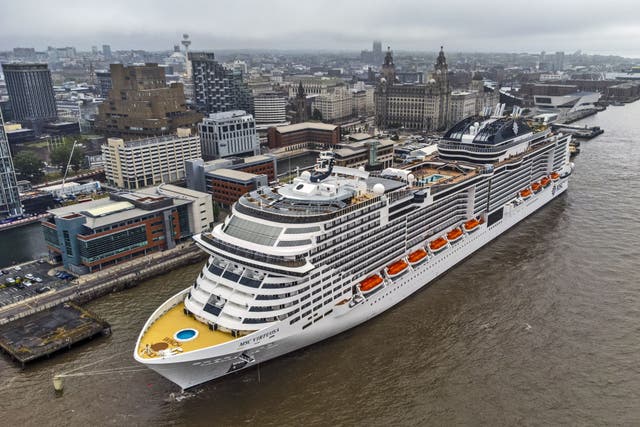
left=1, top=0, right=639, bottom=56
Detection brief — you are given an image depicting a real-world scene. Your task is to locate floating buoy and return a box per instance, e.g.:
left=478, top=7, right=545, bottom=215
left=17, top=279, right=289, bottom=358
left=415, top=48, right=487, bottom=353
left=53, top=375, right=63, bottom=392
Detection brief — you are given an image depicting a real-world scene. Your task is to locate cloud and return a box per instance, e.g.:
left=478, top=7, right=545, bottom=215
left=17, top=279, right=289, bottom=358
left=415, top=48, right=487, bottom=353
left=0, top=0, right=639, bottom=56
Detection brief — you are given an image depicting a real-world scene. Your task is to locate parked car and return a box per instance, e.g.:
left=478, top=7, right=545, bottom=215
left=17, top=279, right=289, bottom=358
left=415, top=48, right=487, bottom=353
left=34, top=277, right=43, bottom=283
left=25, top=273, right=34, bottom=279
left=35, top=286, right=51, bottom=294
left=5, top=277, right=15, bottom=284
left=13, top=266, right=21, bottom=271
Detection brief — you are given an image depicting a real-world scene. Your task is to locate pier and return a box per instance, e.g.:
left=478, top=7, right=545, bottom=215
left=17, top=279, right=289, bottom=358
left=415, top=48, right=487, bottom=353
left=0, top=303, right=110, bottom=366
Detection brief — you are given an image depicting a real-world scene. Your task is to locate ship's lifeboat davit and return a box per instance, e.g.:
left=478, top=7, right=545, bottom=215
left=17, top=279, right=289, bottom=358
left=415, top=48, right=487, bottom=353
left=550, top=171, right=560, bottom=182
left=359, top=275, right=384, bottom=294
left=447, top=228, right=463, bottom=244
left=520, top=188, right=532, bottom=200
left=429, top=236, right=448, bottom=253
left=463, top=218, right=481, bottom=233
left=386, top=260, right=409, bottom=278
left=540, top=176, right=551, bottom=187
left=531, top=182, right=542, bottom=193
left=408, top=248, right=428, bottom=265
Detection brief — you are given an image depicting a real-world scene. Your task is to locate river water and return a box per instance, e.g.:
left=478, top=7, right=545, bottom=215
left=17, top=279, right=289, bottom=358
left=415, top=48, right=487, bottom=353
left=1, top=103, right=639, bottom=426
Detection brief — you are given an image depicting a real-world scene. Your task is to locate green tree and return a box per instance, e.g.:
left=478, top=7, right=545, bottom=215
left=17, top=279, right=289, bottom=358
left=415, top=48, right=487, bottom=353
left=50, top=142, right=86, bottom=173
left=13, top=151, right=45, bottom=182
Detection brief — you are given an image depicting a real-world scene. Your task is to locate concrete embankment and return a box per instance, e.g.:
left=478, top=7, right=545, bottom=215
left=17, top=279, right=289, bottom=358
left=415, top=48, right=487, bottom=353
left=0, top=243, right=207, bottom=326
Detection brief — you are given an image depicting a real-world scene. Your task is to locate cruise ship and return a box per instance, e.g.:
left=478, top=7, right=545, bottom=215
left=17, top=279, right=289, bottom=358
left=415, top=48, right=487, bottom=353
left=134, top=109, right=574, bottom=389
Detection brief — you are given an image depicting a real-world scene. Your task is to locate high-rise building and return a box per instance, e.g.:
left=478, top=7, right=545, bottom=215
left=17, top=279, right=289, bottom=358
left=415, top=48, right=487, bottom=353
left=102, top=44, right=112, bottom=59
left=95, top=70, right=112, bottom=98
left=102, top=128, right=201, bottom=189
left=0, top=110, right=22, bottom=219
left=1, top=63, right=57, bottom=133
left=198, top=110, right=260, bottom=160
left=373, top=40, right=383, bottom=64
left=554, top=51, right=565, bottom=72
left=375, top=47, right=451, bottom=131
left=253, top=92, right=287, bottom=124
left=189, top=52, right=253, bottom=114
left=94, top=63, right=202, bottom=139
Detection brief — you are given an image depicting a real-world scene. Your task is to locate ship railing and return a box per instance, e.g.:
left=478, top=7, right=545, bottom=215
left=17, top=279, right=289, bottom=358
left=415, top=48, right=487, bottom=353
left=200, top=233, right=307, bottom=268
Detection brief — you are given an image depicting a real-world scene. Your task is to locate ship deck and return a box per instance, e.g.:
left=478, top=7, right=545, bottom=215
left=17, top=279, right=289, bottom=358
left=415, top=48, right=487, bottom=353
left=137, top=303, right=235, bottom=359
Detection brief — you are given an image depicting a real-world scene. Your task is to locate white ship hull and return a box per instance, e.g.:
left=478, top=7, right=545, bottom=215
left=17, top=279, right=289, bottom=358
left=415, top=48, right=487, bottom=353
left=137, top=178, right=569, bottom=390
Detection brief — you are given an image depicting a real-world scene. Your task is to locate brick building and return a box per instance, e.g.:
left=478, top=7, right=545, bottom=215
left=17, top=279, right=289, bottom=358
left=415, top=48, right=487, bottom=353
left=266, top=122, right=340, bottom=149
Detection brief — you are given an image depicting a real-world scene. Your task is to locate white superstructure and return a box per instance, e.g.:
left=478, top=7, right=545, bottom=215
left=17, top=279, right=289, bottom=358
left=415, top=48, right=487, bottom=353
left=135, top=112, right=574, bottom=390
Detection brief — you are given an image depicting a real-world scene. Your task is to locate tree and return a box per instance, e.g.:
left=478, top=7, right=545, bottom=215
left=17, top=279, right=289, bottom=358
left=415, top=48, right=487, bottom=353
left=311, top=108, right=323, bottom=121
left=50, top=142, right=86, bottom=173
left=13, top=151, right=45, bottom=182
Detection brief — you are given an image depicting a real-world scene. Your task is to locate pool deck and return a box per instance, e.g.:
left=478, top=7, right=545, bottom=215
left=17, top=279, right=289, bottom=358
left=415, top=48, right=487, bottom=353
left=137, top=303, right=235, bottom=359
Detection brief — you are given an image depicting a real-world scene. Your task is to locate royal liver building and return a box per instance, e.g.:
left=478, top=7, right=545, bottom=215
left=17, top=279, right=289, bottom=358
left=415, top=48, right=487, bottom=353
left=375, top=47, right=451, bottom=131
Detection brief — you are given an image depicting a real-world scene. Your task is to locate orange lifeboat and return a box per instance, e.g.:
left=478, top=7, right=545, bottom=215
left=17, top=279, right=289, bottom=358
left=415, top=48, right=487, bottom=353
left=463, top=218, right=481, bottom=233
left=531, top=182, right=542, bottom=193
left=386, top=260, right=409, bottom=278
left=359, top=275, right=383, bottom=293
left=550, top=171, right=560, bottom=181
left=520, top=188, right=532, bottom=200
left=447, top=227, right=463, bottom=244
left=540, top=176, right=551, bottom=187
left=429, top=236, right=448, bottom=253
left=408, top=248, right=428, bottom=265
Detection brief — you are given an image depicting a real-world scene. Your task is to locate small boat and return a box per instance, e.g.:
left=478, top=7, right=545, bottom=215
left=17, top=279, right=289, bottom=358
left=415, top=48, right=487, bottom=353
left=429, top=236, right=448, bottom=253
left=531, top=182, right=542, bottom=193
left=386, top=260, right=409, bottom=278
left=540, top=176, right=551, bottom=187
left=359, top=275, right=384, bottom=294
left=407, top=248, right=428, bottom=265
left=550, top=171, right=560, bottom=181
left=520, top=188, right=532, bottom=200
left=463, top=218, right=481, bottom=233
left=447, top=228, right=463, bottom=244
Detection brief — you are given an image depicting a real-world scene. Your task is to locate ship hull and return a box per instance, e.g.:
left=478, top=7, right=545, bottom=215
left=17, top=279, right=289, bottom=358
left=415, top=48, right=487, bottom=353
left=137, top=178, right=569, bottom=390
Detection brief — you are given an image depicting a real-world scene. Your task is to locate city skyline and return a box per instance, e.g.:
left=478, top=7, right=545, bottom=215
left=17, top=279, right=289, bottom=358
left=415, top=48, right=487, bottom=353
left=1, top=0, right=640, bottom=57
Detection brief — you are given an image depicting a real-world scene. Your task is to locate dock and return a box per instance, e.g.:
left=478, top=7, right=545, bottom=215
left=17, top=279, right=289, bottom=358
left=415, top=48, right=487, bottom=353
left=0, top=303, right=110, bottom=366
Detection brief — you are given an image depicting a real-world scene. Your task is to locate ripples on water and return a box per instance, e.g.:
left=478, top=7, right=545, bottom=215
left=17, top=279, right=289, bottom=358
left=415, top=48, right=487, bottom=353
left=1, top=104, right=640, bottom=425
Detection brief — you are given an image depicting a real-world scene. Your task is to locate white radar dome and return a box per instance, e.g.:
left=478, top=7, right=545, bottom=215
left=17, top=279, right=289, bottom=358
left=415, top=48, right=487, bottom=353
left=358, top=166, right=365, bottom=172
left=373, top=183, right=385, bottom=195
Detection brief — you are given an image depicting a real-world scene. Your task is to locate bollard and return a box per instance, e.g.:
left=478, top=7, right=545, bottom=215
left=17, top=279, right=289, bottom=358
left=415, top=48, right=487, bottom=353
left=53, top=375, right=63, bottom=392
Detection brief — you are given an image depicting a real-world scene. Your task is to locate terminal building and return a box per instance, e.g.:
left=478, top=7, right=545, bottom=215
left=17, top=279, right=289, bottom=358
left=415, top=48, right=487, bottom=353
left=42, top=187, right=213, bottom=274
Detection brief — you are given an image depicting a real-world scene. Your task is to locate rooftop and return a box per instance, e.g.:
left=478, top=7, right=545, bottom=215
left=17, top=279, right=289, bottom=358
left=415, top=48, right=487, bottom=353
left=210, top=168, right=261, bottom=182
left=273, top=122, right=337, bottom=133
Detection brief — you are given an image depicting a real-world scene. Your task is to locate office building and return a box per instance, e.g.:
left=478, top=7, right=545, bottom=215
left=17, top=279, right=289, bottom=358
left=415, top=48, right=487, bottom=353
left=102, top=44, right=112, bottom=59
left=42, top=188, right=211, bottom=274
left=1, top=63, right=58, bottom=133
left=185, top=155, right=276, bottom=208
left=102, top=128, right=201, bottom=189
left=266, top=122, right=340, bottom=150
left=253, top=92, right=287, bottom=124
left=313, top=86, right=354, bottom=121
left=449, top=90, right=477, bottom=124
left=198, top=110, right=259, bottom=159
left=95, top=70, right=112, bottom=98
left=375, top=47, right=451, bottom=131
left=189, top=52, right=253, bottom=114
left=94, top=63, right=202, bottom=139
left=0, top=110, right=23, bottom=218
